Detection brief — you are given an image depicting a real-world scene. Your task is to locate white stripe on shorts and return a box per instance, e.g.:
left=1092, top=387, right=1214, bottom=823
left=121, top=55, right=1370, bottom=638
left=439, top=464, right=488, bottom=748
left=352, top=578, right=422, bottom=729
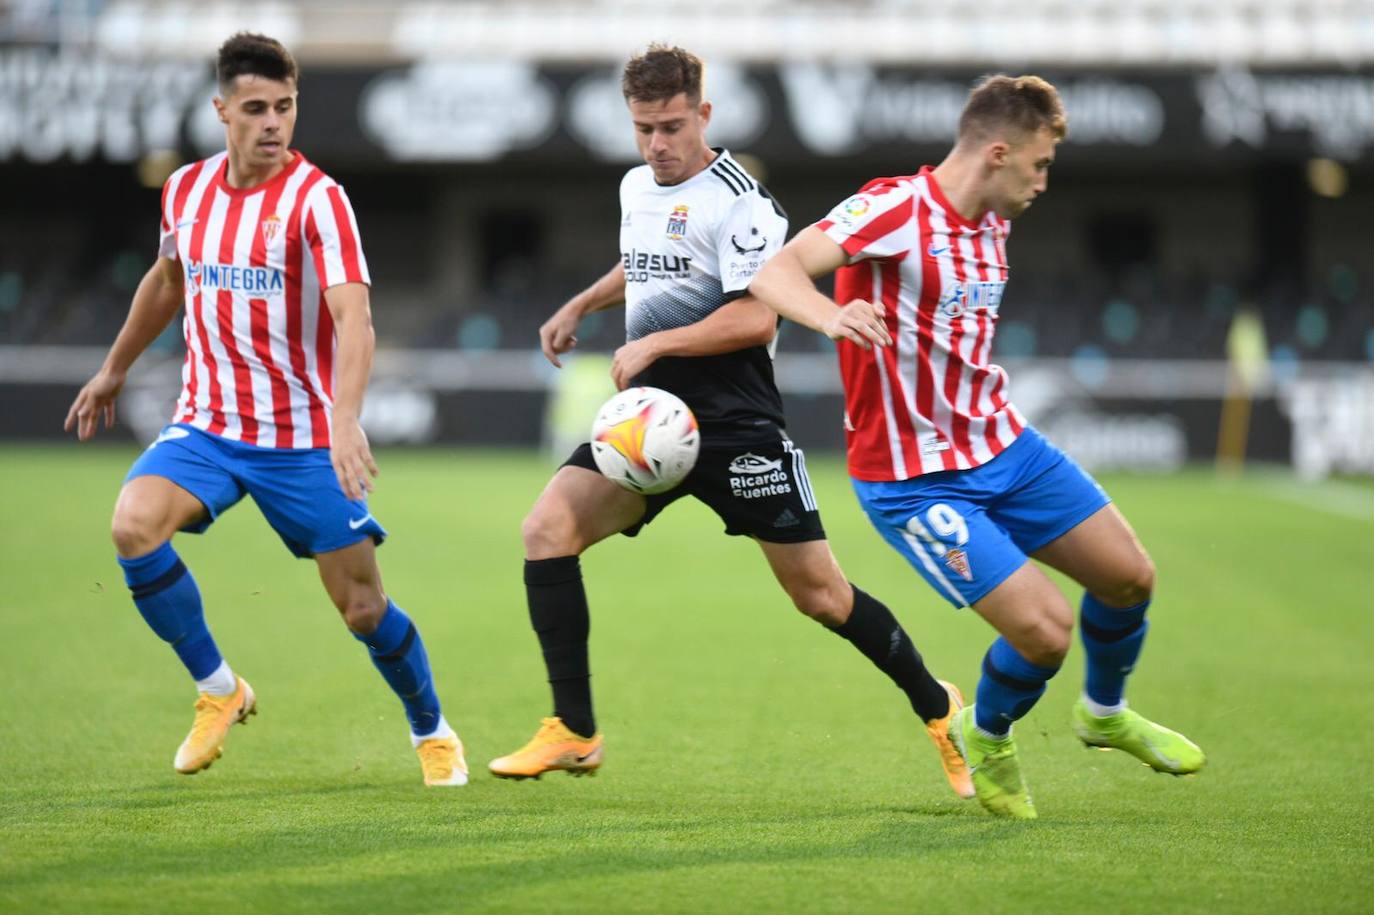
left=782, top=439, right=818, bottom=512
left=898, top=528, right=969, bottom=608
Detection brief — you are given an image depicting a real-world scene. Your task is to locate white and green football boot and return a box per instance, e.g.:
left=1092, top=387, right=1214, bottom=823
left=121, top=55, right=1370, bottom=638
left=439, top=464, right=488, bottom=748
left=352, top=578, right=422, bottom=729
left=1072, top=699, right=1205, bottom=775
left=948, top=705, right=1037, bottom=820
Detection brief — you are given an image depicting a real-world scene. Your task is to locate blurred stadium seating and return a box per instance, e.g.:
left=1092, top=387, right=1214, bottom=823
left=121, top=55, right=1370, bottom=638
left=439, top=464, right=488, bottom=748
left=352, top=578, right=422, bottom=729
left=6, top=0, right=1374, bottom=65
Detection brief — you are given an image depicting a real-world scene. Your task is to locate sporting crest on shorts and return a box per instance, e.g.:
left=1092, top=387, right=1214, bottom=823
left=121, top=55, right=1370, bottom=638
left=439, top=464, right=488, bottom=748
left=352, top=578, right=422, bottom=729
left=666, top=204, right=690, bottom=240
left=944, top=548, right=973, bottom=581
left=261, top=214, right=283, bottom=247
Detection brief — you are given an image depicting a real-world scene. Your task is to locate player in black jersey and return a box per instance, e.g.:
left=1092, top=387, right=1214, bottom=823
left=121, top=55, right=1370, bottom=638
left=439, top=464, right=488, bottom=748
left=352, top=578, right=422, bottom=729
left=488, top=45, right=971, bottom=799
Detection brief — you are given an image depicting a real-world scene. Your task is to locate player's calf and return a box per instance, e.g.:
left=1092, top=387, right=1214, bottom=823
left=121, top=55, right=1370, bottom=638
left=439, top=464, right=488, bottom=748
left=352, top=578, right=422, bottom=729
left=974, top=636, right=1060, bottom=737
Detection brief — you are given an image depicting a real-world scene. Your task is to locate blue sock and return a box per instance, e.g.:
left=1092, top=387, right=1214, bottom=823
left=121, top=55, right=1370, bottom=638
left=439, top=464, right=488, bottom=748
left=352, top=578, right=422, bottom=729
left=975, top=637, right=1059, bottom=737
left=118, top=542, right=223, bottom=681
left=1079, top=593, right=1149, bottom=708
left=355, top=600, right=442, bottom=736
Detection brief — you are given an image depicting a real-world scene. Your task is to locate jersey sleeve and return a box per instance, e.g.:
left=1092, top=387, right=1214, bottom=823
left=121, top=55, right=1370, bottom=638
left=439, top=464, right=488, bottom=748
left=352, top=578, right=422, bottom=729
left=717, top=189, right=789, bottom=298
left=814, top=181, right=916, bottom=264
left=157, top=174, right=179, bottom=261
left=303, top=182, right=372, bottom=289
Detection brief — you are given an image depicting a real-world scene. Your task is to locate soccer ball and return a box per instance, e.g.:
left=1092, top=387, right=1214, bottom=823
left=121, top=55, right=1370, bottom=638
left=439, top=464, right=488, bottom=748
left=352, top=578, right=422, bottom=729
left=590, top=386, right=700, bottom=495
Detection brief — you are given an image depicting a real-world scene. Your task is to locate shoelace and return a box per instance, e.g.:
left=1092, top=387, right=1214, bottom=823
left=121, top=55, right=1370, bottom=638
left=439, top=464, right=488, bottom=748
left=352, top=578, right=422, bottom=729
left=418, top=740, right=455, bottom=770
left=520, top=718, right=574, bottom=750
left=188, top=692, right=235, bottom=739
left=422, top=740, right=468, bottom=780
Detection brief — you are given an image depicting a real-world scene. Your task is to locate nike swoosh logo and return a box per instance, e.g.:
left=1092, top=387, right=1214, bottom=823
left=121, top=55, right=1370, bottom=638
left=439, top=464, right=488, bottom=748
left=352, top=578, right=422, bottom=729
left=1142, top=735, right=1181, bottom=769
left=149, top=427, right=192, bottom=449
left=348, top=514, right=372, bottom=530
left=928, top=245, right=950, bottom=257
left=176, top=218, right=199, bottom=229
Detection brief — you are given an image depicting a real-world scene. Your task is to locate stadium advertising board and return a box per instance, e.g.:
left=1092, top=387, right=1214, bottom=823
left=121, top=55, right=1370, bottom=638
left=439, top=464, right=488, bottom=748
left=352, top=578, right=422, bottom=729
left=2, top=51, right=1372, bottom=165
left=6, top=347, right=1370, bottom=478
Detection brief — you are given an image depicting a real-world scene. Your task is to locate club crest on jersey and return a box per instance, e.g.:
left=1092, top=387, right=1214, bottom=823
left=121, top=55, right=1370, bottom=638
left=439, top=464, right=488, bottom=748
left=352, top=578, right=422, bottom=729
left=944, top=548, right=973, bottom=582
left=261, top=214, right=283, bottom=246
left=666, top=204, right=690, bottom=240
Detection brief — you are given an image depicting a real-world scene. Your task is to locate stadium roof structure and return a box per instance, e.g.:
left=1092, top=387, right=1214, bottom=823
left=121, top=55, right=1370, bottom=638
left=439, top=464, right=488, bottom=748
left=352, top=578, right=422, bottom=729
left=5, top=0, right=1374, bottom=67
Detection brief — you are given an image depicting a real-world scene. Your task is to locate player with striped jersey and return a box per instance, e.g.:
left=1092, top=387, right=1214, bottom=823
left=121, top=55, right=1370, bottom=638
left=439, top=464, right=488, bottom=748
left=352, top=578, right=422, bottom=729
left=64, top=33, right=466, bottom=787
left=489, top=46, right=972, bottom=797
left=750, top=75, right=1204, bottom=818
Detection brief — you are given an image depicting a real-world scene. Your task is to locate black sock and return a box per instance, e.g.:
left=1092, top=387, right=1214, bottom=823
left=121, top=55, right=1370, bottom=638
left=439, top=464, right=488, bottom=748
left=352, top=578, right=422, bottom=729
left=831, top=585, right=950, bottom=722
left=524, top=556, right=596, bottom=737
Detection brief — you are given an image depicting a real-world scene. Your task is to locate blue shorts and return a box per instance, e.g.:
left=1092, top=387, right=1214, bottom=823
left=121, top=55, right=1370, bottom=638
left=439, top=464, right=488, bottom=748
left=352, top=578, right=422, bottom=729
left=852, top=427, right=1109, bottom=609
left=125, top=424, right=387, bottom=559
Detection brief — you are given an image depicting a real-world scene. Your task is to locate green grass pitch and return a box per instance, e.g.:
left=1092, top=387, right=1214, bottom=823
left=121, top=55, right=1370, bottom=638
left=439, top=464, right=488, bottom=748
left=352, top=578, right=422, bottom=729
left=2, top=445, right=1371, bottom=913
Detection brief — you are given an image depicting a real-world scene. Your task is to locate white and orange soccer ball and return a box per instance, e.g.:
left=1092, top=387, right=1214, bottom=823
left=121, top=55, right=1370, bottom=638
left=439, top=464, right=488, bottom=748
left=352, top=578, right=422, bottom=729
left=590, top=387, right=700, bottom=494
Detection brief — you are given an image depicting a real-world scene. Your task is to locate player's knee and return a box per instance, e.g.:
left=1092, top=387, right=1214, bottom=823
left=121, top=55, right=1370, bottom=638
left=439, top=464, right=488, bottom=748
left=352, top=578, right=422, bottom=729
left=787, top=576, right=851, bottom=626
left=339, top=592, right=387, bottom=635
left=1018, top=616, right=1072, bottom=667
left=1097, top=555, right=1156, bottom=608
left=521, top=505, right=582, bottom=560
left=110, top=503, right=168, bottom=558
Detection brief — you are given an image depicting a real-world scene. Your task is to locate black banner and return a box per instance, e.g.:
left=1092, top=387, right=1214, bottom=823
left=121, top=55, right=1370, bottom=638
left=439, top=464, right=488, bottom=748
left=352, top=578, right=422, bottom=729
left=3, top=51, right=1372, bottom=167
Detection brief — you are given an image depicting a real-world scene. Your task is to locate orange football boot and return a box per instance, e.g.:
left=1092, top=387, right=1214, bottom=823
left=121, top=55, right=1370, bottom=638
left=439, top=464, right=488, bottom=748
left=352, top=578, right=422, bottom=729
left=174, top=676, right=257, bottom=774
left=925, top=680, right=976, bottom=799
left=488, top=717, right=603, bottom=779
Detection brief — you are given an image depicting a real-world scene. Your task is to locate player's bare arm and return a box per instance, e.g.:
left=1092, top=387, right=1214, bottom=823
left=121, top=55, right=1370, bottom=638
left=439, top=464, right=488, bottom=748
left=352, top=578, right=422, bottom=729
left=610, top=295, right=776, bottom=390
left=749, top=227, right=891, bottom=350
left=65, top=257, right=184, bottom=441
left=324, top=281, right=379, bottom=500
left=539, top=261, right=628, bottom=368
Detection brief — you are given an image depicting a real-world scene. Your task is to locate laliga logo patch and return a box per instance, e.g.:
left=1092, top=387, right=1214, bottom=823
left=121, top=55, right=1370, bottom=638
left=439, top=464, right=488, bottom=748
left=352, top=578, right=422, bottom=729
left=261, top=214, right=283, bottom=246
left=944, top=548, right=973, bottom=582
left=843, top=196, right=871, bottom=218
left=665, top=204, right=690, bottom=240
left=833, top=195, right=872, bottom=229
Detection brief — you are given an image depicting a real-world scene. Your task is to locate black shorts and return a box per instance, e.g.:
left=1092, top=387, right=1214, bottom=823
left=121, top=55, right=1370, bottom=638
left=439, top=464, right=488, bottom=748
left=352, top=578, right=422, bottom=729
left=564, top=430, right=826, bottom=544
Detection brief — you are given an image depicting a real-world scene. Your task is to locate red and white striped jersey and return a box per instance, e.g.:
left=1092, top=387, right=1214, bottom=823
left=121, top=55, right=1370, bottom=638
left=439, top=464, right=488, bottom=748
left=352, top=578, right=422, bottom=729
left=816, top=166, right=1023, bottom=482
left=157, top=150, right=370, bottom=449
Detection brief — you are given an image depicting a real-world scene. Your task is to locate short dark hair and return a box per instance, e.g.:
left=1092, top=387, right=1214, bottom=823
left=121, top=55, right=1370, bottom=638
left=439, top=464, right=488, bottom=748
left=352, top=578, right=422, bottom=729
left=621, top=44, right=704, bottom=105
left=216, top=32, right=298, bottom=94
left=958, top=74, right=1067, bottom=144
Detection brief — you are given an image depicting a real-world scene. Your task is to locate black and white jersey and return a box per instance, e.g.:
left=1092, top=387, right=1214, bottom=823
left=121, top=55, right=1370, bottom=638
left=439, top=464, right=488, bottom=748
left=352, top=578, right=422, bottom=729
left=619, top=148, right=789, bottom=440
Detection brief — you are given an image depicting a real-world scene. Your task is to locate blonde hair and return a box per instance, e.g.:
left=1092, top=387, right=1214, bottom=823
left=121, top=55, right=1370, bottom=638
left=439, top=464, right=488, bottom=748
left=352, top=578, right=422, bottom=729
left=958, top=74, right=1067, bottom=143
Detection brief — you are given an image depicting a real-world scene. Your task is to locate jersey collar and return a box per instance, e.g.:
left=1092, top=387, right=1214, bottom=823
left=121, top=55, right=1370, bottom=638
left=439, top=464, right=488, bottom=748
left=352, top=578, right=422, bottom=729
left=651, top=147, right=728, bottom=189
left=214, top=150, right=308, bottom=199
left=917, top=165, right=984, bottom=231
